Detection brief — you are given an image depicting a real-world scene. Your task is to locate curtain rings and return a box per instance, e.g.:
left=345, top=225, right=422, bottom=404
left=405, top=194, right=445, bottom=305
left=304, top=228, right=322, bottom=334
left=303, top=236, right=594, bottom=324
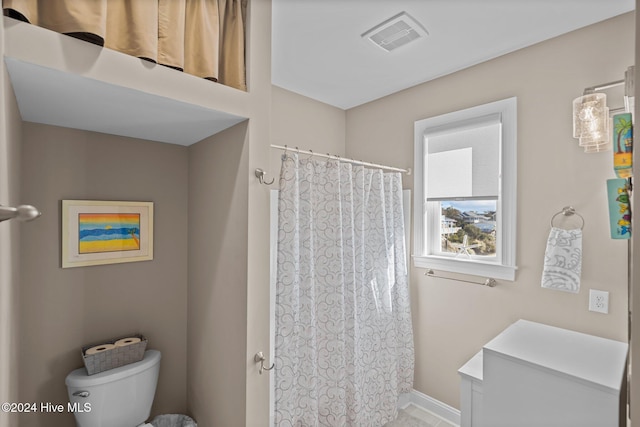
left=324, top=153, right=336, bottom=168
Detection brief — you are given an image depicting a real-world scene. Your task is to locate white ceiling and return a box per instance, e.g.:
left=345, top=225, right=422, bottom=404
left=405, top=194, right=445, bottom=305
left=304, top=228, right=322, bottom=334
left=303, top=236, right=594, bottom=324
left=272, top=0, right=636, bottom=110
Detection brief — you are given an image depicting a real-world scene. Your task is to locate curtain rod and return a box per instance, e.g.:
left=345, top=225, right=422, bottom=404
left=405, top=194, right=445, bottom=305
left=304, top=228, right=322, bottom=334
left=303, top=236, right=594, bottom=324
left=271, top=144, right=410, bottom=174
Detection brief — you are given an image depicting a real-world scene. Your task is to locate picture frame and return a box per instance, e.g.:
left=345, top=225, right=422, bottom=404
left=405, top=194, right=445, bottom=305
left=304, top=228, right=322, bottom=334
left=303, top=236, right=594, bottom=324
left=62, top=200, right=154, bottom=268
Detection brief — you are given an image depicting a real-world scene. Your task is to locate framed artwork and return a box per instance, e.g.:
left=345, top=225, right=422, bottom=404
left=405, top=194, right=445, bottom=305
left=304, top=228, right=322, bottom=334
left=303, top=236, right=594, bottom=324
left=62, top=200, right=154, bottom=268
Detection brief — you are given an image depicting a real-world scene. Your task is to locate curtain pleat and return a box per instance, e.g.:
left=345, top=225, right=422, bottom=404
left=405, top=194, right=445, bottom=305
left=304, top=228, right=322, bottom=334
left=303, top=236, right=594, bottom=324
left=39, top=0, right=107, bottom=46
left=2, top=0, right=246, bottom=90
left=158, top=0, right=186, bottom=71
left=105, top=0, right=158, bottom=63
left=2, top=0, right=36, bottom=23
left=184, top=0, right=220, bottom=81
left=219, top=0, right=247, bottom=90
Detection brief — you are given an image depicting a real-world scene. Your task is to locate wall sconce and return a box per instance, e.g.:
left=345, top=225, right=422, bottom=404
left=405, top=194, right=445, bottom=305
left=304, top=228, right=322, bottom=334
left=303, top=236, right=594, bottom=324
left=572, top=66, right=634, bottom=153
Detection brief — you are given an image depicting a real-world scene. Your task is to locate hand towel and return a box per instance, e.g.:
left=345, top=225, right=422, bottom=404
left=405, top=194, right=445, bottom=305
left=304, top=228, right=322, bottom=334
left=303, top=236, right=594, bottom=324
left=541, top=227, right=582, bottom=293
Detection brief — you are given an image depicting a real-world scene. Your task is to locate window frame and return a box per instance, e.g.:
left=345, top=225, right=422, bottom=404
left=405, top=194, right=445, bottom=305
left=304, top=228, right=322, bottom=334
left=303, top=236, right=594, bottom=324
left=413, top=97, right=517, bottom=281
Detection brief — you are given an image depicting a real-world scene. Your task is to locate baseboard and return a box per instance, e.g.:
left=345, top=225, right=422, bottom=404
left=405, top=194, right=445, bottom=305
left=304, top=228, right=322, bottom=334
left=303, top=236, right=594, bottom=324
left=399, top=389, right=461, bottom=426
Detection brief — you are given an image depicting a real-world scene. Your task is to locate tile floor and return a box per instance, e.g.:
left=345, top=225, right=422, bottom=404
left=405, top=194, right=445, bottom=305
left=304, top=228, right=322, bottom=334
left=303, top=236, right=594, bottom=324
left=384, top=403, right=458, bottom=427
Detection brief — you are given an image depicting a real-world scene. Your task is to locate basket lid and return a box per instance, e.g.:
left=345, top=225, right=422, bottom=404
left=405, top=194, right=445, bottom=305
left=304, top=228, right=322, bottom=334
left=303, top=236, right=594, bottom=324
left=66, top=350, right=161, bottom=387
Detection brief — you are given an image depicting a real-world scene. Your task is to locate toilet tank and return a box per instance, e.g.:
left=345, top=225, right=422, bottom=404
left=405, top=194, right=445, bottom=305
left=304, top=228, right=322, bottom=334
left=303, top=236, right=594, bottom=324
left=66, top=350, right=161, bottom=427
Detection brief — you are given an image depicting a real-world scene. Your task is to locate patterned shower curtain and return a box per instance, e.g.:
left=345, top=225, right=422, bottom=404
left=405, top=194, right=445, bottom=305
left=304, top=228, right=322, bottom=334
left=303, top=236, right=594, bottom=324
left=274, top=154, right=414, bottom=427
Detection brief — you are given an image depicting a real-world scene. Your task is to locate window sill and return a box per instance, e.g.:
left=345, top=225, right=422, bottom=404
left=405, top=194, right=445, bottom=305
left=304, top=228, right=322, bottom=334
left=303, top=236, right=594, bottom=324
left=413, top=254, right=517, bottom=281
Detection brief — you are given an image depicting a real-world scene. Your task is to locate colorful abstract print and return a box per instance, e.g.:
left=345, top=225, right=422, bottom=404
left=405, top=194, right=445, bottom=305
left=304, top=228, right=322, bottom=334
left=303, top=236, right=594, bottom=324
left=78, top=213, right=141, bottom=254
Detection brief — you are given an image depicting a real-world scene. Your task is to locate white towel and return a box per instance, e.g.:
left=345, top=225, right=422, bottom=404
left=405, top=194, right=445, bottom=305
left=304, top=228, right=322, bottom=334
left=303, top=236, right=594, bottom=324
left=541, top=227, right=582, bottom=293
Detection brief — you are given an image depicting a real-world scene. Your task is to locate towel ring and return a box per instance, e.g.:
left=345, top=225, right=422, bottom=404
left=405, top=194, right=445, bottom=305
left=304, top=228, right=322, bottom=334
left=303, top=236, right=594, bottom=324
left=550, top=206, right=585, bottom=230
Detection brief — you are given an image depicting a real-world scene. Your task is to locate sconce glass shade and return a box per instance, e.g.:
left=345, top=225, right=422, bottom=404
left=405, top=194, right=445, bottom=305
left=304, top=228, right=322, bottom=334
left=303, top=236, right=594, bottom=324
left=583, top=142, right=612, bottom=153
left=577, top=107, right=610, bottom=146
left=573, top=93, right=607, bottom=138
left=573, top=93, right=611, bottom=151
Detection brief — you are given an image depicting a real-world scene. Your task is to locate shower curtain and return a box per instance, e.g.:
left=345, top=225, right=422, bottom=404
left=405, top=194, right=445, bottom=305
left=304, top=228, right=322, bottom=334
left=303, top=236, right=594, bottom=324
left=2, top=0, right=247, bottom=90
left=275, top=154, right=414, bottom=427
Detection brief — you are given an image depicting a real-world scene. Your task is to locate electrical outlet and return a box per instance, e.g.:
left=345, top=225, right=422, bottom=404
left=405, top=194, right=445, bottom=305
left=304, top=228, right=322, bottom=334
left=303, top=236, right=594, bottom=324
left=588, top=289, right=609, bottom=314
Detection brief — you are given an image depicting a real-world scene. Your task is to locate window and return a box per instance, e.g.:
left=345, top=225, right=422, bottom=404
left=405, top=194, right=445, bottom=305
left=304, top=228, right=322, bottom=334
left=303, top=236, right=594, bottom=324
left=413, top=97, right=517, bottom=280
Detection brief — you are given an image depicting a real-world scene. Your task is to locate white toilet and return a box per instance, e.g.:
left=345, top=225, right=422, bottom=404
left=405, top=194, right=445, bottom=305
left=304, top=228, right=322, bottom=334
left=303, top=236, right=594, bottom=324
left=65, top=350, right=161, bottom=427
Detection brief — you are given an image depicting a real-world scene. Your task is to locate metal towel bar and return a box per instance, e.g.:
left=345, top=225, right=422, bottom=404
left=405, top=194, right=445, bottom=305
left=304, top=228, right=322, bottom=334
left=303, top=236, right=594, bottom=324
left=424, top=269, right=497, bottom=287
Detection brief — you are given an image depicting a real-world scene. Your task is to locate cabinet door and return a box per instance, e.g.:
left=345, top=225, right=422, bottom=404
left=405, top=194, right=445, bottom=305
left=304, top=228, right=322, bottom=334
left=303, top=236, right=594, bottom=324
left=483, top=352, right=620, bottom=427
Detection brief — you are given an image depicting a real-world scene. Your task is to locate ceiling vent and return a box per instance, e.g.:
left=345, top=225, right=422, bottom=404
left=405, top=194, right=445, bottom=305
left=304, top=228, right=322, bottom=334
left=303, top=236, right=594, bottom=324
left=362, top=11, right=429, bottom=52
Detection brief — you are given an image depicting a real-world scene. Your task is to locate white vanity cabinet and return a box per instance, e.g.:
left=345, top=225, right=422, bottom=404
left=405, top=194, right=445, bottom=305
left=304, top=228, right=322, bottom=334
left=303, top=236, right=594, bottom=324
left=459, top=320, right=628, bottom=427
left=458, top=350, right=483, bottom=427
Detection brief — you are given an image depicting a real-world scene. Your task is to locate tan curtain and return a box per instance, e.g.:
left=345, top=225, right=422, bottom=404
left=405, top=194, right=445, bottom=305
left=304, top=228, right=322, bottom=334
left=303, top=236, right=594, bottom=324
left=4, top=0, right=107, bottom=45
left=158, top=0, right=185, bottom=71
left=2, top=0, right=247, bottom=90
left=2, top=0, right=36, bottom=23
left=105, top=0, right=158, bottom=62
left=219, top=0, right=247, bottom=91
left=184, top=0, right=220, bottom=81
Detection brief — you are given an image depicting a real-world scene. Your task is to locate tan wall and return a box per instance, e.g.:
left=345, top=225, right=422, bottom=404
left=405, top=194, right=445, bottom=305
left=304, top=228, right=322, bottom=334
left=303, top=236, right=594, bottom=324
left=346, top=12, right=634, bottom=409
left=0, top=14, right=23, bottom=425
left=18, top=123, right=189, bottom=426
left=183, top=0, right=276, bottom=425
left=244, top=1, right=273, bottom=423
left=187, top=122, right=249, bottom=427
left=271, top=85, right=346, bottom=168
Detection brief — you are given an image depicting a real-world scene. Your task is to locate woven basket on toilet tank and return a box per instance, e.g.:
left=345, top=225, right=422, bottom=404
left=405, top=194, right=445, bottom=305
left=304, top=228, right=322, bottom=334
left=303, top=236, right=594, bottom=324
left=81, top=333, right=147, bottom=375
